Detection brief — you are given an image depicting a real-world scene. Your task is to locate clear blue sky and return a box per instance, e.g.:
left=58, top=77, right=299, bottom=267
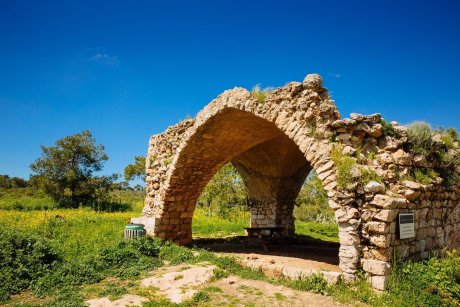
left=1, top=0, right=459, bottom=180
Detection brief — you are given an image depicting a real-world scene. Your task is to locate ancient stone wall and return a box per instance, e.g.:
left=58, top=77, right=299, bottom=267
left=133, top=73, right=460, bottom=289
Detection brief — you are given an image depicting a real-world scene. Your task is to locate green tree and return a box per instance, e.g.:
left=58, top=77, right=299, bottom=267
left=294, top=171, right=333, bottom=222
left=30, top=130, right=115, bottom=208
left=196, top=163, right=247, bottom=219
left=0, top=175, right=10, bottom=189
left=0, top=175, right=28, bottom=189
left=124, top=156, right=146, bottom=182
left=10, top=177, right=28, bottom=188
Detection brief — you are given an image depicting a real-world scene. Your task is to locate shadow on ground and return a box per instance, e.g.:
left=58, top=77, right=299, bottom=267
left=192, top=235, right=340, bottom=267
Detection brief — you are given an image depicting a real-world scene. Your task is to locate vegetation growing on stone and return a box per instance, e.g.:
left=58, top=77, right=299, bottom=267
left=330, top=145, right=358, bottom=190
left=404, top=122, right=460, bottom=186
left=360, top=167, right=383, bottom=184
left=251, top=85, right=267, bottom=103
left=406, top=121, right=434, bottom=155
left=381, top=118, right=397, bottom=137
left=330, top=144, right=384, bottom=190
left=408, top=168, right=439, bottom=185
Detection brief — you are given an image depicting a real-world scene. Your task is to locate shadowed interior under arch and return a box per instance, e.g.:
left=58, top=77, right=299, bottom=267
left=158, top=108, right=313, bottom=243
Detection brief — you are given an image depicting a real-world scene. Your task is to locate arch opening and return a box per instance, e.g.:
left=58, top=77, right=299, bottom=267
left=190, top=139, right=340, bottom=274
left=157, top=108, right=334, bottom=245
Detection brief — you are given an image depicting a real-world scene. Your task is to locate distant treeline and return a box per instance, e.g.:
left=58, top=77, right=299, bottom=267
left=0, top=175, right=28, bottom=189
left=0, top=174, right=142, bottom=191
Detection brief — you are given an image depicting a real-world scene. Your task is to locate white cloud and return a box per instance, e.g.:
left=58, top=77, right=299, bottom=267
left=90, top=53, right=118, bottom=65
left=328, top=73, right=342, bottom=78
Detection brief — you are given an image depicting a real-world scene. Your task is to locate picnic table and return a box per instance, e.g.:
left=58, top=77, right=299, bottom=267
left=244, top=227, right=285, bottom=238
left=244, top=227, right=286, bottom=251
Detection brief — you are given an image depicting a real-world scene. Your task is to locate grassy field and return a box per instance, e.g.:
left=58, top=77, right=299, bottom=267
left=0, top=187, right=54, bottom=210
left=0, top=188, right=339, bottom=242
left=192, top=208, right=339, bottom=242
left=0, top=190, right=459, bottom=306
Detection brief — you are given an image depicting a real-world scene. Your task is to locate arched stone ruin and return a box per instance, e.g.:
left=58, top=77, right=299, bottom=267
left=132, top=74, right=460, bottom=290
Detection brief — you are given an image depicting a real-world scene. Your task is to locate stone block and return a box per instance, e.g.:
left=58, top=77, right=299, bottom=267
left=364, top=181, right=385, bottom=194
left=339, top=231, right=360, bottom=245
left=369, top=275, right=389, bottom=291
left=362, top=259, right=391, bottom=275
left=335, top=207, right=359, bottom=223
left=370, top=234, right=390, bottom=248
left=374, top=209, right=397, bottom=222
left=371, top=195, right=407, bottom=209
left=339, top=245, right=360, bottom=259
left=365, top=221, right=389, bottom=234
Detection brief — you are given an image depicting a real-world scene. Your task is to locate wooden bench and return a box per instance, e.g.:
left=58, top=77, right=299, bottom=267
left=244, top=227, right=285, bottom=238
left=244, top=227, right=286, bottom=251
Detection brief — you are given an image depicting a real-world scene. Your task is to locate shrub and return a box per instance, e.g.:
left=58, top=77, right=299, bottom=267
left=34, top=259, right=103, bottom=296
left=251, top=85, right=267, bottom=104
left=0, top=230, right=61, bottom=301
left=411, top=168, right=438, bottom=185
left=446, top=128, right=460, bottom=141
left=406, top=121, right=433, bottom=155
left=441, top=133, right=455, bottom=149
left=191, top=291, right=210, bottom=303
left=381, top=119, right=397, bottom=137
left=0, top=230, right=163, bottom=302
left=385, top=250, right=460, bottom=306
left=330, top=145, right=358, bottom=189
left=158, top=241, right=194, bottom=265
left=287, top=274, right=329, bottom=294
left=436, top=127, right=459, bottom=149
left=98, top=236, right=162, bottom=277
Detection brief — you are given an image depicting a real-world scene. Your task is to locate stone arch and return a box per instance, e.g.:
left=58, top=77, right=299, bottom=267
left=134, top=75, right=362, bottom=280
left=158, top=107, right=317, bottom=242
left=133, top=73, right=460, bottom=289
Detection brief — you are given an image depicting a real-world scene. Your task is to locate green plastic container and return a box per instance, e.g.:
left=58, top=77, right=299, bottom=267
left=125, top=224, right=145, bottom=230
left=124, top=223, right=146, bottom=239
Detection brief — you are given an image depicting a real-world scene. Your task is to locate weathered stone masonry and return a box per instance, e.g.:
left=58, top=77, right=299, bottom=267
left=132, top=74, right=460, bottom=289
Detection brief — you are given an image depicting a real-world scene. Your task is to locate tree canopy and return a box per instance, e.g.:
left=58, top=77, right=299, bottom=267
left=196, top=163, right=247, bottom=219
left=124, top=156, right=146, bottom=182
left=0, top=175, right=28, bottom=189
left=30, top=130, right=115, bottom=208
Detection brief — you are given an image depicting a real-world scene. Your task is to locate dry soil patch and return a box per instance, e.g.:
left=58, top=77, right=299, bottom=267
left=86, top=294, right=148, bottom=307
left=140, top=264, right=216, bottom=303
left=208, top=276, right=343, bottom=306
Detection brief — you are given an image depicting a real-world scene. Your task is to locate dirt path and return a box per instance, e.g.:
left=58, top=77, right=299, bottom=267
left=197, top=240, right=341, bottom=272
left=207, top=276, right=343, bottom=307
left=84, top=263, right=344, bottom=306
left=198, top=240, right=342, bottom=283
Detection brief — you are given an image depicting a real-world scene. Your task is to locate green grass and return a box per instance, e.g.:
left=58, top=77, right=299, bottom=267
left=1, top=189, right=458, bottom=306
left=295, top=221, right=339, bottom=242
left=193, top=207, right=339, bottom=242
left=0, top=209, right=135, bottom=261
left=192, top=208, right=249, bottom=237
left=0, top=187, right=55, bottom=210
left=0, top=188, right=144, bottom=212
left=98, top=282, right=128, bottom=300
left=1, top=208, right=459, bottom=307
